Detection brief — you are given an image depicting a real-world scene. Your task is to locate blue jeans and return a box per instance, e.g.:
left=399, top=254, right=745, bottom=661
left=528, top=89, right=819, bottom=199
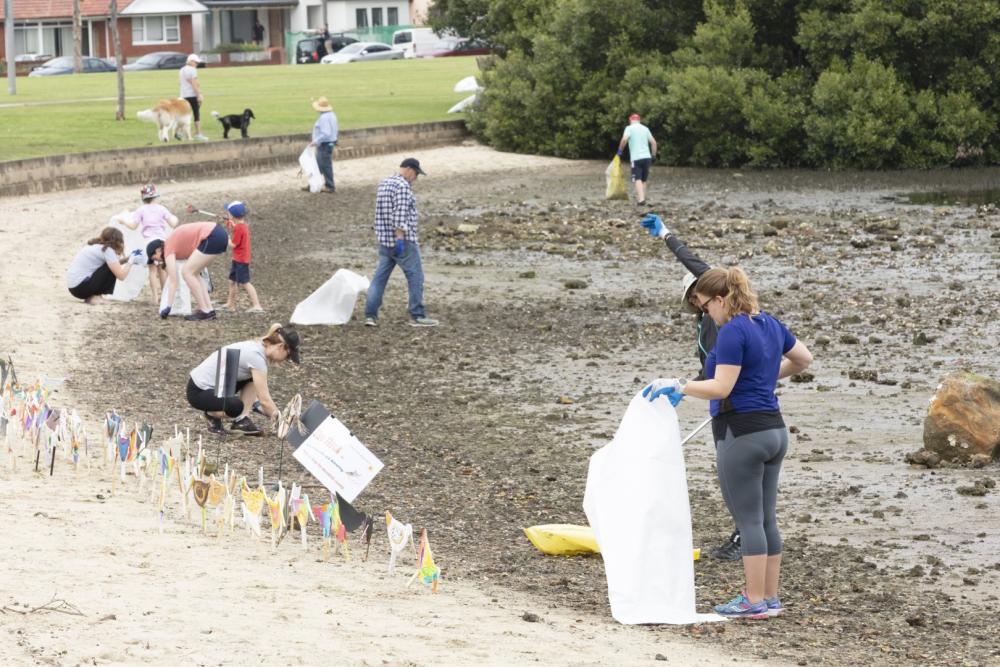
left=364, top=242, right=425, bottom=320
left=316, top=142, right=335, bottom=190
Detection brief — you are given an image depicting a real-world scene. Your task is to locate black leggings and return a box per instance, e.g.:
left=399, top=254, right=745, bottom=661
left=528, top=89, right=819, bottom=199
left=186, top=377, right=246, bottom=418
left=69, top=263, right=117, bottom=300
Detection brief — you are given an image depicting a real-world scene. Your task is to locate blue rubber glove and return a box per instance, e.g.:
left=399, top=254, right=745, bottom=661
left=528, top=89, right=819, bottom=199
left=616, top=148, right=623, bottom=158
left=662, top=387, right=685, bottom=407
left=640, top=213, right=667, bottom=239
left=394, top=238, right=405, bottom=257
left=159, top=306, right=171, bottom=319
left=642, top=378, right=682, bottom=403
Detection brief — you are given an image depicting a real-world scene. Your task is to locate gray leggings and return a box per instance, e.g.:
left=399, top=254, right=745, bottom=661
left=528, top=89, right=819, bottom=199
left=715, top=427, right=788, bottom=557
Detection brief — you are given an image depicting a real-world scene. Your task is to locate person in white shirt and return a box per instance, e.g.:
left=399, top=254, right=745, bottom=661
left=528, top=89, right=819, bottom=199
left=179, top=53, right=208, bottom=141
left=66, top=227, right=144, bottom=304
left=186, top=324, right=302, bottom=436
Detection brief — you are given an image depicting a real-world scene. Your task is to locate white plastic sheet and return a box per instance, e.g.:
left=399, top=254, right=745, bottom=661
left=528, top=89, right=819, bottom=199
left=298, top=145, right=324, bottom=194
left=158, top=260, right=212, bottom=317
left=108, top=211, right=148, bottom=302
left=290, top=269, right=370, bottom=325
left=583, top=391, right=725, bottom=625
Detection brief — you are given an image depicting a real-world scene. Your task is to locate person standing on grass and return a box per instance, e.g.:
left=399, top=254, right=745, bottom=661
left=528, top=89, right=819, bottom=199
left=643, top=267, right=813, bottom=620
left=152, top=220, right=227, bottom=321
left=179, top=53, right=208, bottom=142
left=639, top=212, right=741, bottom=561
left=307, top=97, right=337, bottom=194
left=221, top=201, right=264, bottom=313
left=617, top=113, right=657, bottom=207
left=66, top=227, right=145, bottom=304
left=113, top=183, right=179, bottom=305
left=187, top=323, right=301, bottom=436
left=364, top=158, right=439, bottom=328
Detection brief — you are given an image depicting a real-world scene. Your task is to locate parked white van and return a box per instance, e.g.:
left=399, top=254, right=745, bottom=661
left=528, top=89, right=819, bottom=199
left=391, top=27, right=441, bottom=58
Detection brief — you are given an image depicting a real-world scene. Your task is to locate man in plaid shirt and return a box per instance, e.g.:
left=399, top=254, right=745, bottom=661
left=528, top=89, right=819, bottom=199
left=364, top=158, right=439, bottom=327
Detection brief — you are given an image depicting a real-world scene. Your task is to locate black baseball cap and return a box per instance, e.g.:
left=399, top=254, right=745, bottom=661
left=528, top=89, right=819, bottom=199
left=278, top=327, right=302, bottom=364
left=400, top=157, right=426, bottom=175
left=146, top=239, right=164, bottom=265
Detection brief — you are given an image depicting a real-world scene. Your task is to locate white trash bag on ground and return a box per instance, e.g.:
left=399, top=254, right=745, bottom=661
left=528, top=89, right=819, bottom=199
left=298, top=145, right=324, bottom=194
left=583, top=391, right=725, bottom=625
left=291, top=269, right=370, bottom=325
left=158, top=260, right=212, bottom=317
left=108, top=211, right=148, bottom=302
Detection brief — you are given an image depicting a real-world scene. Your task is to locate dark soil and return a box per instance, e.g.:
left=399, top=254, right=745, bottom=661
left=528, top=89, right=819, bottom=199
left=77, top=162, right=1000, bottom=665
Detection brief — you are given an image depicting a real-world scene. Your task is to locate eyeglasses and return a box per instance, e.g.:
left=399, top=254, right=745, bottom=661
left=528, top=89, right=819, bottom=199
left=697, top=297, right=715, bottom=313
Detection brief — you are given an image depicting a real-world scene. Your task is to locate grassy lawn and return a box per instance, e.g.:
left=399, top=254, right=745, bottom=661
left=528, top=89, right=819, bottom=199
left=0, top=58, right=478, bottom=161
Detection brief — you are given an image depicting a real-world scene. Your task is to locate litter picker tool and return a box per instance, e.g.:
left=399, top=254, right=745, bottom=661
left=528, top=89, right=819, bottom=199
left=681, top=417, right=712, bottom=445
left=185, top=204, right=219, bottom=218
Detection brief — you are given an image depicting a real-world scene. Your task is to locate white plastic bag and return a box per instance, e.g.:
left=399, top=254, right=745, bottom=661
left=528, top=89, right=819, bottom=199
left=583, top=391, right=724, bottom=625
left=290, top=269, right=370, bottom=325
left=158, top=260, right=212, bottom=316
left=298, top=145, right=324, bottom=194
left=108, top=211, right=148, bottom=302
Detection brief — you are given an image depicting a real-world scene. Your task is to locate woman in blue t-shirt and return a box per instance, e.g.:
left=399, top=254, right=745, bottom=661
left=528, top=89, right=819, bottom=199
left=644, top=267, right=812, bottom=620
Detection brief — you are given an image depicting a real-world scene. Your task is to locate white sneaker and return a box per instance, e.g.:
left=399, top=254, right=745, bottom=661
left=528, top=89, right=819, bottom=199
left=194, top=134, right=209, bottom=142
left=409, top=317, right=439, bottom=327
left=364, top=317, right=378, bottom=327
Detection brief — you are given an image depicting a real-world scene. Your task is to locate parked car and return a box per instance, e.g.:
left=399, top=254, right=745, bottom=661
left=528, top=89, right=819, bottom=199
left=28, top=56, right=116, bottom=76
left=391, top=27, right=440, bottom=58
left=421, top=38, right=492, bottom=58
left=320, top=42, right=403, bottom=64
left=296, top=34, right=358, bottom=64
left=123, top=51, right=200, bottom=71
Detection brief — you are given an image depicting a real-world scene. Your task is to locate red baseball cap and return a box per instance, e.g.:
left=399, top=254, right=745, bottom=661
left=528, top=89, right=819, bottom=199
left=629, top=113, right=641, bottom=122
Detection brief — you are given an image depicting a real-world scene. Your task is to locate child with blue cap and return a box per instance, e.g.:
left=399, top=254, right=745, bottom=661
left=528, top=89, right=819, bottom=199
left=221, top=201, right=264, bottom=313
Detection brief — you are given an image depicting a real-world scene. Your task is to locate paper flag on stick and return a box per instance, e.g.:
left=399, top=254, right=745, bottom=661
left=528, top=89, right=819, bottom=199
left=386, top=511, right=414, bottom=575
left=409, top=529, right=441, bottom=593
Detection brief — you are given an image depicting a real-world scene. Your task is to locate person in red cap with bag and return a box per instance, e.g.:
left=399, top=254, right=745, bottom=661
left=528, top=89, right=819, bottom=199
left=616, top=113, right=657, bottom=206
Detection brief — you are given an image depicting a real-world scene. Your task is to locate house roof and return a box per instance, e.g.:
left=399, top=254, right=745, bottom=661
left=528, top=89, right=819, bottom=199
left=121, top=0, right=208, bottom=15
left=1, top=0, right=133, bottom=20
left=198, top=0, right=295, bottom=6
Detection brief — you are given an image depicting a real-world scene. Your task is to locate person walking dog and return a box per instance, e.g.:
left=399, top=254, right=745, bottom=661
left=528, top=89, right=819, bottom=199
left=363, top=158, right=438, bottom=327
left=643, top=267, right=813, bottom=619
left=179, top=53, right=208, bottom=141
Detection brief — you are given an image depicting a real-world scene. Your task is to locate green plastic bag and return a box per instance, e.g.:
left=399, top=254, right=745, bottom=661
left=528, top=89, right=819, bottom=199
left=605, top=155, right=628, bottom=200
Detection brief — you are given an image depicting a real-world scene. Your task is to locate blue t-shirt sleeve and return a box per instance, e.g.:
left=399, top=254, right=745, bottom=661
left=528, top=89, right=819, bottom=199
left=714, top=322, right=746, bottom=367
left=777, top=318, right=796, bottom=354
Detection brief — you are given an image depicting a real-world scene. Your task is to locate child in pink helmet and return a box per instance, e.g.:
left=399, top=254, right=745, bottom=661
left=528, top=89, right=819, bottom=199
left=113, top=184, right=179, bottom=304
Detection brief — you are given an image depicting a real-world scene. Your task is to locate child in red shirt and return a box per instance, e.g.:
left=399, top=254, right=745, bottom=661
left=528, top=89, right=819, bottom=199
left=222, top=201, right=264, bottom=312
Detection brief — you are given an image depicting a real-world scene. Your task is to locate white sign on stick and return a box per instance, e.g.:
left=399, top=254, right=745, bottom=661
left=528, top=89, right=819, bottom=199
left=292, top=417, right=383, bottom=503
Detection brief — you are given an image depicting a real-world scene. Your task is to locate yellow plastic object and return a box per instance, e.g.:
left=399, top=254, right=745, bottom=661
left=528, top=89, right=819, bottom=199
left=524, top=524, right=600, bottom=556
left=605, top=156, right=629, bottom=200
left=524, top=524, right=701, bottom=561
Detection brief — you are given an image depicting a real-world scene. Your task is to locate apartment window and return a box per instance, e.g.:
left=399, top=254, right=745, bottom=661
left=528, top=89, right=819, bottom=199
left=132, top=16, right=180, bottom=44
left=307, top=6, right=321, bottom=29
left=355, top=8, right=369, bottom=28
left=371, top=8, right=383, bottom=27
left=387, top=7, right=399, bottom=25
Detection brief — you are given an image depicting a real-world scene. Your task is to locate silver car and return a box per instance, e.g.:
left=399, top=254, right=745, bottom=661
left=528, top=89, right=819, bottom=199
left=320, top=42, right=403, bottom=64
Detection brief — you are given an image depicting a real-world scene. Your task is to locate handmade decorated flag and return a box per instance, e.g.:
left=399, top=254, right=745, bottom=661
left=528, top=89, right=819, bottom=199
left=414, top=529, right=440, bottom=592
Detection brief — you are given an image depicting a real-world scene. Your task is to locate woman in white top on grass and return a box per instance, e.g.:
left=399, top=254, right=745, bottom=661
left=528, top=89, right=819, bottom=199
left=65, top=227, right=145, bottom=304
left=186, top=323, right=301, bottom=436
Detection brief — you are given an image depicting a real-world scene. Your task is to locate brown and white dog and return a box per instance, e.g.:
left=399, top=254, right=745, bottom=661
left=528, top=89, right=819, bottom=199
left=137, top=98, right=193, bottom=142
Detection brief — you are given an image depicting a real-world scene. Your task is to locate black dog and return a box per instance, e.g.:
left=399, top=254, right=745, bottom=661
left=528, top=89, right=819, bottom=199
left=211, top=108, right=255, bottom=139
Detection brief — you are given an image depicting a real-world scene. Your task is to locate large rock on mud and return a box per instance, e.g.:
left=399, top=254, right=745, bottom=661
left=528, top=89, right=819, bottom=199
left=923, top=371, right=1000, bottom=464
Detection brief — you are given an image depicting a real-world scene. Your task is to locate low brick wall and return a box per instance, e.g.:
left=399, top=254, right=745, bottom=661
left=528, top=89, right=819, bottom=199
left=0, top=120, right=468, bottom=198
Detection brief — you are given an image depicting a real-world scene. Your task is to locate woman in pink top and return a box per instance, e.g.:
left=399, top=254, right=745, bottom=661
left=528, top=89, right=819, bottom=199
left=113, top=184, right=178, bottom=304
left=147, top=220, right=227, bottom=321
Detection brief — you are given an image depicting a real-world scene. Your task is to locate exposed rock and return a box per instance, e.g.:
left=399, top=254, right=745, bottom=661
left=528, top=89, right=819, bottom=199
left=563, top=279, right=588, bottom=289
left=457, top=223, right=480, bottom=234
left=905, top=449, right=941, bottom=468
left=923, top=371, right=1000, bottom=464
